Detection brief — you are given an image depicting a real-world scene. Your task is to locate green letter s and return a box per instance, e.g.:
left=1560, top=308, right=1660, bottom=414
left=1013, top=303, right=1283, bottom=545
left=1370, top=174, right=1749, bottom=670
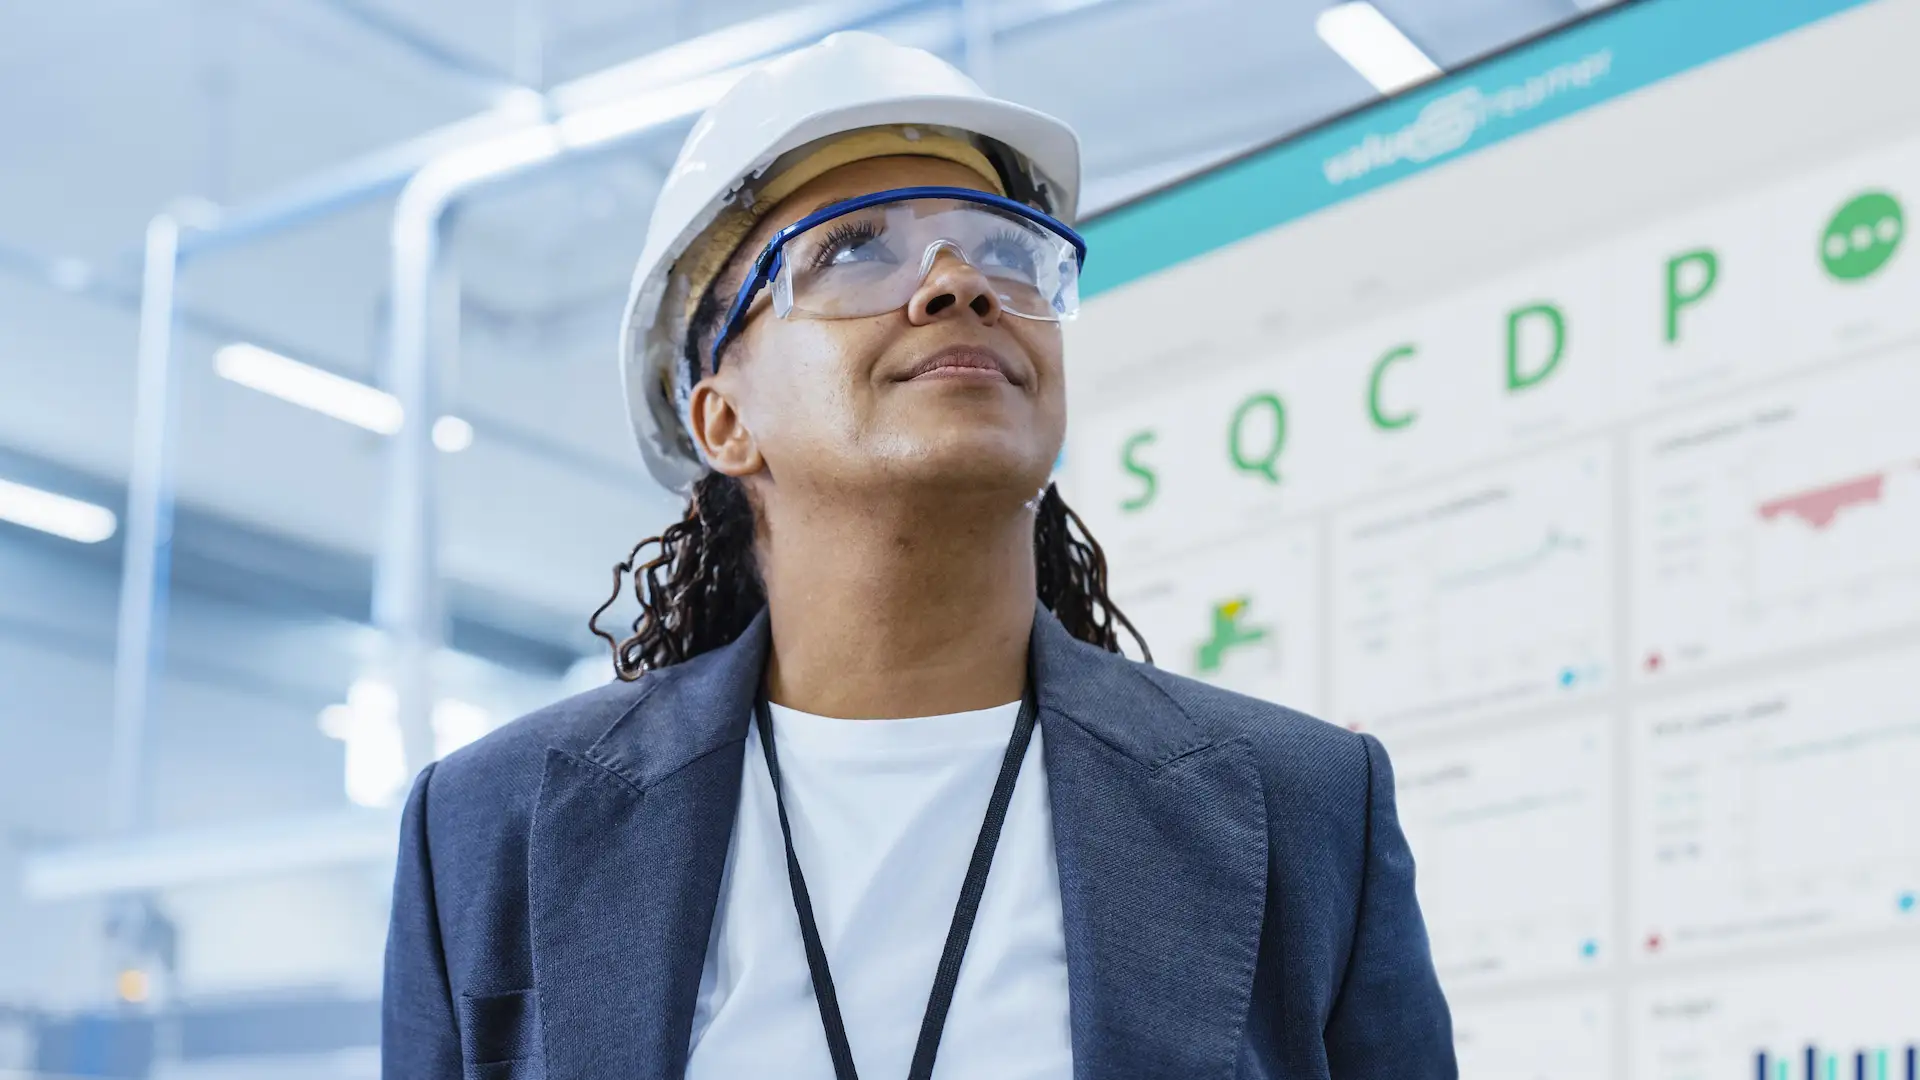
left=1120, top=430, right=1157, bottom=512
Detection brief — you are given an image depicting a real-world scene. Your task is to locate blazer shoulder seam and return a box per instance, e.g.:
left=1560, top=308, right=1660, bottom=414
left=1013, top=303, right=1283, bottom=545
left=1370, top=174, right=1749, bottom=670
left=546, top=745, right=647, bottom=799
left=1326, top=732, right=1378, bottom=1011
left=554, top=739, right=744, bottom=802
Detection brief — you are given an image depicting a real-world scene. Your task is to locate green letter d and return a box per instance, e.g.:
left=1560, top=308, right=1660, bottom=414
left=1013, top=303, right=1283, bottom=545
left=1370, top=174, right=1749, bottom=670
left=1506, top=303, right=1566, bottom=392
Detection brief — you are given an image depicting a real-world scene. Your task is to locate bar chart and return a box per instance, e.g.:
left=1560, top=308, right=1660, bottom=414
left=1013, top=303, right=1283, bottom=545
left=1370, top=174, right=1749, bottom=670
left=1634, top=946, right=1920, bottom=1080
left=1752, top=1046, right=1917, bottom=1080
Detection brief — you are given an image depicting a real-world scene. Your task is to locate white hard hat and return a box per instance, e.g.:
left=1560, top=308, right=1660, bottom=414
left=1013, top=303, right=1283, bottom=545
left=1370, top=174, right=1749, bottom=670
left=618, top=30, right=1083, bottom=492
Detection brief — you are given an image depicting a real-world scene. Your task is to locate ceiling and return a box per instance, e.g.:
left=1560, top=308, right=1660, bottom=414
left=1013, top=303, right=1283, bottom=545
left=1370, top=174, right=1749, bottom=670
left=0, top=0, right=1594, bottom=663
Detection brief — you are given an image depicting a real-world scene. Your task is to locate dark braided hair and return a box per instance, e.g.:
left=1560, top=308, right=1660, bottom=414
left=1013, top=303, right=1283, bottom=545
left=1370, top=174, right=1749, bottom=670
left=591, top=466, right=1144, bottom=676
left=590, top=472, right=1150, bottom=680
left=589, top=471, right=765, bottom=677
left=589, top=228, right=1151, bottom=680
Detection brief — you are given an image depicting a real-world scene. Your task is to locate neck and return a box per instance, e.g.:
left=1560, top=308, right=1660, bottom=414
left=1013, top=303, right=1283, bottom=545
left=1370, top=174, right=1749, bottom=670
left=758, top=487, right=1036, bottom=719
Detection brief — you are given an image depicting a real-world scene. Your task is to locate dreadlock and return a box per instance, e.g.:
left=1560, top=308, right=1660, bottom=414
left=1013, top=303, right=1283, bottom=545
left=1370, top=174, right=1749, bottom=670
left=589, top=470, right=764, bottom=677
left=590, top=222, right=1151, bottom=680
left=589, top=473, right=1150, bottom=680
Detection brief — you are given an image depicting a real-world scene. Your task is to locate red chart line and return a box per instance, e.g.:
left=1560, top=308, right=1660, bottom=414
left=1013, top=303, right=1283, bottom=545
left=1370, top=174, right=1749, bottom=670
left=1757, top=472, right=1886, bottom=530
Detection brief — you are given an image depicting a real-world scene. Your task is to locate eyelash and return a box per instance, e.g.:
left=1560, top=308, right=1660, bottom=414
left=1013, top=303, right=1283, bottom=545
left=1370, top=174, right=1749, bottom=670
left=808, top=220, right=881, bottom=270
left=981, top=228, right=1040, bottom=261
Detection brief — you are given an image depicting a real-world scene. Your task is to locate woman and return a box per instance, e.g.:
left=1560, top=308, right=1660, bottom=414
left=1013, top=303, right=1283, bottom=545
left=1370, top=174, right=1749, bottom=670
left=384, top=31, right=1454, bottom=1080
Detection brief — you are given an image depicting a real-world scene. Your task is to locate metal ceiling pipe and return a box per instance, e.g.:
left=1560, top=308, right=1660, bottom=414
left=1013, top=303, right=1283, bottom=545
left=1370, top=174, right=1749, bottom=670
left=108, top=214, right=183, bottom=837
left=25, top=810, right=402, bottom=899
left=380, top=126, right=570, bottom=775
left=373, top=66, right=763, bottom=768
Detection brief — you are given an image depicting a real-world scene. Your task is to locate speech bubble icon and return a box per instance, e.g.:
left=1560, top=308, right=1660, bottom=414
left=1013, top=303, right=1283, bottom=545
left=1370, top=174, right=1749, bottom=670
left=1820, top=190, right=1903, bottom=282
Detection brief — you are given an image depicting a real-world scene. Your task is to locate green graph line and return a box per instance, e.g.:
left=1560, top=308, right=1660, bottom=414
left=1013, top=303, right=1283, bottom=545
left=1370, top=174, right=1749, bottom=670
left=1435, top=529, right=1586, bottom=591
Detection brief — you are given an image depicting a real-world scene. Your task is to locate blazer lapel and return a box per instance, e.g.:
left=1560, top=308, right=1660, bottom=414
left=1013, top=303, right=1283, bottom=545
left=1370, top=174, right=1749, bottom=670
left=1033, top=611, right=1270, bottom=1080
left=529, top=615, right=770, bottom=1078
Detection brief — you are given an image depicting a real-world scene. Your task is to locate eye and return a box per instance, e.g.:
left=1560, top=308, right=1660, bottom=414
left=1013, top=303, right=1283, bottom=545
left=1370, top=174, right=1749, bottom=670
left=974, top=229, right=1042, bottom=281
left=808, top=220, right=896, bottom=271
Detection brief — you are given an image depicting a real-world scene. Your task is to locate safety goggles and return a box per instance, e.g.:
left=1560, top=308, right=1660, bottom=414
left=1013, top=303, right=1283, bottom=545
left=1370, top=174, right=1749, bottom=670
left=707, top=186, right=1087, bottom=370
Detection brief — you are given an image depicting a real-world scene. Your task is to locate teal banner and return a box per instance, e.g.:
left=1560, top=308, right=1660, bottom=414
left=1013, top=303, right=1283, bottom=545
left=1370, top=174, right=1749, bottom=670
left=1080, top=0, right=1873, bottom=297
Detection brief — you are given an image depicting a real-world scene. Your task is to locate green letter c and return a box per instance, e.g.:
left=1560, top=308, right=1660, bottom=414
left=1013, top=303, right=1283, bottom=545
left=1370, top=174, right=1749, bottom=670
left=1368, top=344, right=1418, bottom=431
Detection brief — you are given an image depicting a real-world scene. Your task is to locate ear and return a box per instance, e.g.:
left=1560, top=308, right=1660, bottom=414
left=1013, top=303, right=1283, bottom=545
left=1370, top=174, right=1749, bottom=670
left=687, top=377, right=764, bottom=478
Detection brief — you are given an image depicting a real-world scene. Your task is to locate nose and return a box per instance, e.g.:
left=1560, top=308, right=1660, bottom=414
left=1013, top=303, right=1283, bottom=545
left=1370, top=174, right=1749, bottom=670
left=906, top=243, right=1003, bottom=326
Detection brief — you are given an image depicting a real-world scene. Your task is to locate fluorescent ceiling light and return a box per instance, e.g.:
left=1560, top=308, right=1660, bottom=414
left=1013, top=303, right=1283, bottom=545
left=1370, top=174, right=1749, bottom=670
left=0, top=477, right=117, bottom=543
left=216, top=343, right=402, bottom=435
left=431, top=415, right=474, bottom=453
left=215, top=343, right=470, bottom=452
left=1316, top=2, right=1441, bottom=95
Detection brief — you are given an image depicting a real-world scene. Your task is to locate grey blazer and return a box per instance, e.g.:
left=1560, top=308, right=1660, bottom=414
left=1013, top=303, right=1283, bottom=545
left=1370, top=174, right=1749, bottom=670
left=382, top=606, right=1456, bottom=1079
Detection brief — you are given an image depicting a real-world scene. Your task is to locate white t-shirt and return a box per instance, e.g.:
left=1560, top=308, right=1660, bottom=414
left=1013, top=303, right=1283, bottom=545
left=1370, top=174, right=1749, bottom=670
left=685, top=700, right=1073, bottom=1080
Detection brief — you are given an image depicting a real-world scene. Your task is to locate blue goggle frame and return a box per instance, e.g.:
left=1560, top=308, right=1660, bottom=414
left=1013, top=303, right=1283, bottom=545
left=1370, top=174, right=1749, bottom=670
left=702, top=185, right=1088, bottom=378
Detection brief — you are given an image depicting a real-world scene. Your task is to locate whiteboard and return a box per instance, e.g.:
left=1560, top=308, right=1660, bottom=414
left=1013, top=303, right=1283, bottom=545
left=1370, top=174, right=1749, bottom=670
left=1062, top=0, right=1920, bottom=1074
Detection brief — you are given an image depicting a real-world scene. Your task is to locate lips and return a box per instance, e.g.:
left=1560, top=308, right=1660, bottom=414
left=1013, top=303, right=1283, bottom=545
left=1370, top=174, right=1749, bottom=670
left=897, top=345, right=1024, bottom=386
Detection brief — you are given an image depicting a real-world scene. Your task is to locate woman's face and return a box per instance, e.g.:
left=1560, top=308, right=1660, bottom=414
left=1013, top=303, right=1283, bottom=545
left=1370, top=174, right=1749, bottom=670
left=687, top=155, right=1067, bottom=501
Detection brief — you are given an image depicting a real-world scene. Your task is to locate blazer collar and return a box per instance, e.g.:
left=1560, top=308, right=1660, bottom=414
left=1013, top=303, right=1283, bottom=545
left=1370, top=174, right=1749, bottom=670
left=530, top=606, right=1267, bottom=1080
left=579, top=604, right=1203, bottom=782
left=1027, top=605, right=1214, bottom=766
left=528, top=613, right=769, bottom=1077
left=583, top=610, right=772, bottom=791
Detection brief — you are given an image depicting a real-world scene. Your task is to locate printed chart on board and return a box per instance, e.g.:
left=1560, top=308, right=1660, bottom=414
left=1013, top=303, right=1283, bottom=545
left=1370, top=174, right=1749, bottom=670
left=1633, top=948, right=1920, bottom=1080
left=1454, top=995, right=1613, bottom=1080
left=1330, top=442, right=1611, bottom=734
left=1631, top=352, right=1920, bottom=681
left=1064, top=0, right=1920, bottom=1075
left=1115, top=526, right=1321, bottom=713
left=1630, top=646, right=1920, bottom=961
left=1394, top=714, right=1612, bottom=986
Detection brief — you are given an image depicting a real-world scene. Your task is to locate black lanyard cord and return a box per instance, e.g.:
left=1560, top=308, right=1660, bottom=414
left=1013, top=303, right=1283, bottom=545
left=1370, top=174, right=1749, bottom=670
left=752, top=684, right=1039, bottom=1080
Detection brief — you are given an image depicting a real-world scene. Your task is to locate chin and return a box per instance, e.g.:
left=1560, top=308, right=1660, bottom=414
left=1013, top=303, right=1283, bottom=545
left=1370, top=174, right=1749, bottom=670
left=890, top=431, right=1055, bottom=496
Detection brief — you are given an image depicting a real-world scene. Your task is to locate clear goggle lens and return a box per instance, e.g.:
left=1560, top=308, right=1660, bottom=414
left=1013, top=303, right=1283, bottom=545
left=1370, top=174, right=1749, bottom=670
left=768, top=197, right=1081, bottom=324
